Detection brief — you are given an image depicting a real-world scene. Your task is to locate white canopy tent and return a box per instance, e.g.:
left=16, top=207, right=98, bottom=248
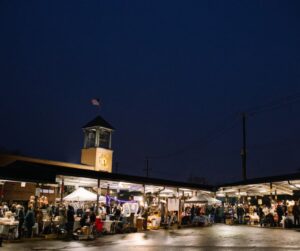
left=186, top=194, right=222, bottom=205
left=63, top=187, right=106, bottom=202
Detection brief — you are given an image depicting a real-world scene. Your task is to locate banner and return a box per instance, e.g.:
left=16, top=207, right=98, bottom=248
left=167, top=198, right=179, bottom=211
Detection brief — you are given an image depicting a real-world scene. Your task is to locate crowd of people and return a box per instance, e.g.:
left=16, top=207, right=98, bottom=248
left=180, top=199, right=300, bottom=228
left=1, top=198, right=300, bottom=241
left=206, top=200, right=300, bottom=227
left=0, top=200, right=147, bottom=240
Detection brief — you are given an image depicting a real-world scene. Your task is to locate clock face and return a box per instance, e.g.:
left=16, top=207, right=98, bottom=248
left=100, top=154, right=108, bottom=167
left=98, top=151, right=112, bottom=172
left=101, top=158, right=107, bottom=166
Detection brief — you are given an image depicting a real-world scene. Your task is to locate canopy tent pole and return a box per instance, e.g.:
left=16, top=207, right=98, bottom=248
left=0, top=182, right=5, bottom=203
left=96, top=178, right=100, bottom=215
left=106, top=184, right=110, bottom=213
left=60, top=176, right=64, bottom=204
left=178, top=188, right=182, bottom=227
left=143, top=184, right=146, bottom=207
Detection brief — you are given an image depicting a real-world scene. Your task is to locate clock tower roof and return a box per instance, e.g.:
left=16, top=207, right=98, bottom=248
left=83, top=115, right=115, bottom=130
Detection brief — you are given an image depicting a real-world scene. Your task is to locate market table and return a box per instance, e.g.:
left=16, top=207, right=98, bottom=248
left=102, top=220, right=121, bottom=233
left=42, top=219, right=81, bottom=232
left=73, top=220, right=81, bottom=231
left=249, top=214, right=259, bottom=224
left=42, top=219, right=60, bottom=231
left=0, top=219, right=19, bottom=240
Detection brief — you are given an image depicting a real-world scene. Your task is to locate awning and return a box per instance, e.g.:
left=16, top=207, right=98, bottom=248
left=186, top=194, right=221, bottom=205
left=63, top=187, right=106, bottom=202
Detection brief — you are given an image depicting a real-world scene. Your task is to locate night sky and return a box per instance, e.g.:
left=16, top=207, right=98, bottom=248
left=1, top=1, right=300, bottom=185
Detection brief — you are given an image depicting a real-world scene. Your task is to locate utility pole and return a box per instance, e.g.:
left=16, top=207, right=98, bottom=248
left=241, top=112, right=247, bottom=180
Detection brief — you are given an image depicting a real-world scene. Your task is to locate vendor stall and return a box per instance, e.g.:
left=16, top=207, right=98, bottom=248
left=63, top=187, right=105, bottom=202
left=0, top=211, right=19, bottom=240
left=186, top=194, right=221, bottom=205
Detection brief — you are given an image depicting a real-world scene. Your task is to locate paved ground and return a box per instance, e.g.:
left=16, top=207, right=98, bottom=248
left=2, top=224, right=300, bottom=251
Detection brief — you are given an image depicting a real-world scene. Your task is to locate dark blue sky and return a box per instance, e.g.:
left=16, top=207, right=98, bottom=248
left=1, top=1, right=300, bottom=184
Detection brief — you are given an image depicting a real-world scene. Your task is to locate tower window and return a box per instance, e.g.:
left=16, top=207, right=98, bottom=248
left=86, top=130, right=96, bottom=148
left=99, top=130, right=110, bottom=149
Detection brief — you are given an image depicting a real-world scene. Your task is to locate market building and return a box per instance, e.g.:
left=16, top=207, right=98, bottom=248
left=0, top=115, right=215, bottom=239
left=0, top=115, right=213, bottom=204
left=1, top=115, right=300, bottom=240
left=215, top=173, right=300, bottom=226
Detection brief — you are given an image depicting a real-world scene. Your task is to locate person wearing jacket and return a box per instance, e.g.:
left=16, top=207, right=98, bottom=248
left=292, top=202, right=300, bottom=226
left=16, top=205, right=25, bottom=239
left=237, top=205, right=245, bottom=224
left=24, top=205, right=35, bottom=238
left=276, top=203, right=284, bottom=226
left=66, top=205, right=75, bottom=236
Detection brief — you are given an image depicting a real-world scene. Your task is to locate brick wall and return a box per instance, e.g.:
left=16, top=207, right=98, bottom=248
left=1, top=182, right=57, bottom=205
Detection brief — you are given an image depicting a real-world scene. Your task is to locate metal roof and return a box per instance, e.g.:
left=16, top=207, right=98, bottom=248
left=83, top=116, right=114, bottom=130
left=219, top=172, right=300, bottom=187
left=0, top=160, right=213, bottom=191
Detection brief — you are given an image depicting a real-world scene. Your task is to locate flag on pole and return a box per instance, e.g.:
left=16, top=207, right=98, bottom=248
left=91, top=98, right=100, bottom=106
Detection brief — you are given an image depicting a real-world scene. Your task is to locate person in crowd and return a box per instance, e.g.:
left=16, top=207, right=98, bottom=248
left=106, top=204, right=111, bottom=215
left=114, top=205, right=121, bottom=221
left=237, top=205, right=245, bottom=224
left=66, top=205, right=75, bottom=236
left=276, top=203, right=284, bottom=226
left=90, top=210, right=96, bottom=225
left=191, top=205, right=195, bottom=222
left=80, top=209, right=91, bottom=227
left=142, top=208, right=149, bottom=230
left=210, top=205, right=216, bottom=223
left=10, top=203, right=17, bottom=213
left=282, top=201, right=288, bottom=216
left=58, top=206, right=67, bottom=228
left=0, top=206, right=4, bottom=218
left=263, top=205, right=275, bottom=227
left=24, top=205, right=35, bottom=238
left=98, top=203, right=106, bottom=220
left=262, top=205, right=269, bottom=216
left=35, top=208, right=43, bottom=236
left=160, top=204, right=165, bottom=224
left=258, top=205, right=265, bottom=227
left=227, top=205, right=234, bottom=221
left=215, top=206, right=220, bottom=223
left=50, top=204, right=59, bottom=217
left=76, top=207, right=84, bottom=217
left=2, top=203, right=9, bottom=215
left=16, top=205, right=25, bottom=239
left=292, top=201, right=300, bottom=226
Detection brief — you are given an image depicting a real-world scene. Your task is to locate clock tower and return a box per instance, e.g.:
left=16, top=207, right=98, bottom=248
left=80, top=116, right=114, bottom=172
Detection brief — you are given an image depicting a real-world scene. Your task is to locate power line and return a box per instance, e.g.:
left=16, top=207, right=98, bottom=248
left=143, top=92, right=300, bottom=178
left=147, top=113, right=240, bottom=160
left=246, top=92, right=300, bottom=116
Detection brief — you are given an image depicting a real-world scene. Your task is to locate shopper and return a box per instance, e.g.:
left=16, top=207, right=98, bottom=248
left=35, top=208, right=43, bottom=236
left=292, top=202, right=300, bottom=226
left=66, top=205, right=75, bottom=236
left=276, top=203, right=284, bottom=226
left=191, top=205, right=195, bottom=222
left=142, top=208, right=149, bottom=230
left=16, top=205, right=25, bottom=239
left=237, top=205, right=245, bottom=224
left=258, top=205, right=264, bottom=227
left=24, top=205, right=35, bottom=238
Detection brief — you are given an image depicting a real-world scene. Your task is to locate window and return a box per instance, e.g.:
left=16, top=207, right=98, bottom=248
left=86, top=130, right=96, bottom=148
left=99, top=130, right=110, bottom=149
